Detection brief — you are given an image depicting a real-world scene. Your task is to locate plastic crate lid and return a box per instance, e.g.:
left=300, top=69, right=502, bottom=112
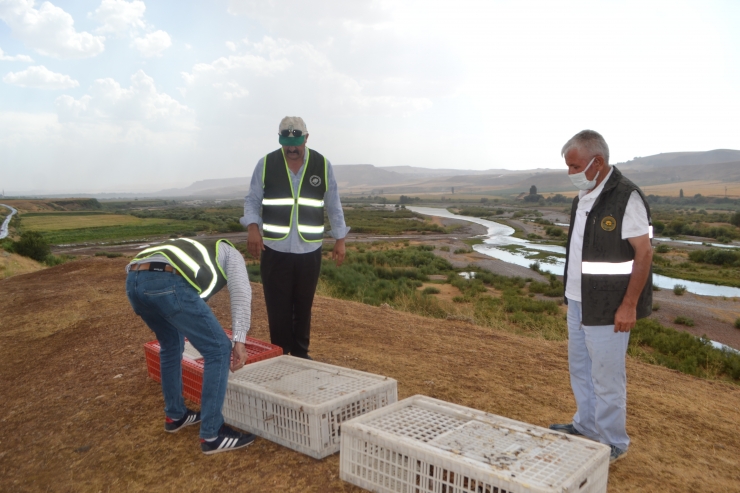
left=229, top=356, right=394, bottom=406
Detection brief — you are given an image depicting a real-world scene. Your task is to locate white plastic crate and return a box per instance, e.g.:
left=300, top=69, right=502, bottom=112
left=182, top=341, right=202, bottom=360
left=340, top=395, right=610, bottom=493
left=223, top=355, right=398, bottom=459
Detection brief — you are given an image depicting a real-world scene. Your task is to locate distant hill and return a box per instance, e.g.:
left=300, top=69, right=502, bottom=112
left=618, top=149, right=740, bottom=169
left=8, top=149, right=738, bottom=199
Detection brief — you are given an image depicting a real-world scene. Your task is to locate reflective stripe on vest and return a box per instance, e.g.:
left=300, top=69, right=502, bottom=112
left=262, top=198, right=294, bottom=206
left=137, top=244, right=201, bottom=277
left=649, top=225, right=654, bottom=239
left=582, top=260, right=634, bottom=275
left=297, top=197, right=324, bottom=207
left=136, top=241, right=220, bottom=299
left=263, top=224, right=291, bottom=234
left=298, top=224, right=324, bottom=234
left=179, top=238, right=219, bottom=299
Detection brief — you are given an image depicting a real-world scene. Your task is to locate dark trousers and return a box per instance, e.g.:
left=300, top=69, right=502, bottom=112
left=260, top=246, right=322, bottom=357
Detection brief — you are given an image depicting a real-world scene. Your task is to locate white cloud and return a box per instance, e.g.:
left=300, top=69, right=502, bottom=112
left=55, top=69, right=194, bottom=131
left=0, top=0, right=105, bottom=59
left=0, top=47, right=33, bottom=62
left=90, top=0, right=146, bottom=36
left=225, top=41, right=236, bottom=52
left=3, top=65, right=79, bottom=89
left=182, top=36, right=431, bottom=116
left=132, top=30, right=171, bottom=57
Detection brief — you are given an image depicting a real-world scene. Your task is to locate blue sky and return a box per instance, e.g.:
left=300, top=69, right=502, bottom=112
left=1, top=0, right=739, bottom=193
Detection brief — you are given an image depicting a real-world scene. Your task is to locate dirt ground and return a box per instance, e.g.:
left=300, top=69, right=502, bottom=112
left=1, top=258, right=739, bottom=492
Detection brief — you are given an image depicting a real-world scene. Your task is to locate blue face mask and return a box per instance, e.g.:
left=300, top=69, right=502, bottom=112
left=569, top=157, right=599, bottom=190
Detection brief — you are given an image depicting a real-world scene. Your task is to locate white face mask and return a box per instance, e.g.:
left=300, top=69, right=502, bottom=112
left=569, top=157, right=599, bottom=190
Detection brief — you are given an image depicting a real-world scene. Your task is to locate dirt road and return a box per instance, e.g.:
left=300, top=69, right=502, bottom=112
left=1, top=258, right=739, bottom=492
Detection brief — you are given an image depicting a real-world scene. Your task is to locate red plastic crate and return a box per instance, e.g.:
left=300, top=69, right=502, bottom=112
left=143, top=330, right=282, bottom=404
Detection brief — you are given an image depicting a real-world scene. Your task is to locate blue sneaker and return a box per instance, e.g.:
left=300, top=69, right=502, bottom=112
left=164, top=409, right=201, bottom=433
left=548, top=423, right=583, bottom=436
left=200, top=424, right=256, bottom=455
left=609, top=445, right=628, bottom=463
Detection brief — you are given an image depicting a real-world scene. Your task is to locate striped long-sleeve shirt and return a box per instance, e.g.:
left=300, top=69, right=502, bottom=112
left=126, top=243, right=252, bottom=343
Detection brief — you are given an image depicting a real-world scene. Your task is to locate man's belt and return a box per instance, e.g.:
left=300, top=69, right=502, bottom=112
left=130, top=262, right=181, bottom=276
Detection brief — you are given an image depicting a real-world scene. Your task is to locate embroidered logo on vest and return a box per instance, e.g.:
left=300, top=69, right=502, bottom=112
left=309, top=175, right=322, bottom=187
left=601, top=216, right=617, bottom=231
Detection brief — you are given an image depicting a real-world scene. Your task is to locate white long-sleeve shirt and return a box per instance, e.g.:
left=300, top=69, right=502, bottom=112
left=126, top=243, right=251, bottom=343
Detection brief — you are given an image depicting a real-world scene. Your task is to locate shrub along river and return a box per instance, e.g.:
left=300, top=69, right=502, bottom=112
left=409, top=206, right=740, bottom=299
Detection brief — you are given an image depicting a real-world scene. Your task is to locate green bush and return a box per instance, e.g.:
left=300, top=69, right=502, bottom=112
left=454, top=248, right=470, bottom=254
left=689, top=248, right=739, bottom=266
left=734, top=318, right=740, bottom=329
left=227, top=221, right=246, bottom=232
left=246, top=264, right=261, bottom=283
left=673, top=284, right=687, bottom=295
left=652, top=303, right=660, bottom=311
left=674, top=316, right=695, bottom=326
left=654, top=244, right=670, bottom=253
left=422, top=286, right=440, bottom=295
left=629, top=318, right=740, bottom=382
left=528, top=278, right=564, bottom=297
left=545, top=226, right=564, bottom=237
left=13, top=231, right=51, bottom=262
left=440, top=246, right=450, bottom=252
left=95, top=251, right=123, bottom=258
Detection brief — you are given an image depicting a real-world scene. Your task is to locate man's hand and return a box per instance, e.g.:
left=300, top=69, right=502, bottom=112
left=332, top=238, right=346, bottom=267
left=247, top=223, right=264, bottom=260
left=614, top=302, right=637, bottom=332
left=230, top=342, right=248, bottom=372
left=613, top=233, right=652, bottom=333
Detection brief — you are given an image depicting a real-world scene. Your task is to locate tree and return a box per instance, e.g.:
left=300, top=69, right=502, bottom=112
left=530, top=185, right=538, bottom=195
left=13, top=231, right=51, bottom=262
left=451, top=187, right=455, bottom=194
left=731, top=211, right=740, bottom=227
left=679, top=189, right=684, bottom=198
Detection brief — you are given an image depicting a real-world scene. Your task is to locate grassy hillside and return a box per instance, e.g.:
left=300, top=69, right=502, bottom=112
left=0, top=258, right=738, bottom=492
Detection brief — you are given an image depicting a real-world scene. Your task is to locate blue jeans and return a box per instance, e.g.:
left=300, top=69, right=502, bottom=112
left=126, top=270, right=232, bottom=439
left=566, top=299, right=631, bottom=450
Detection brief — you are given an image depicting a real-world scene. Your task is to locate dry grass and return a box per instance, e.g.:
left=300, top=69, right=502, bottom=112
left=22, top=214, right=168, bottom=231
left=0, top=252, right=44, bottom=280
left=1, top=258, right=739, bottom=492
left=640, top=180, right=740, bottom=198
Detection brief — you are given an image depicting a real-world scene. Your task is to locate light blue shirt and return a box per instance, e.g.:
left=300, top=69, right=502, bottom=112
left=240, top=149, right=350, bottom=254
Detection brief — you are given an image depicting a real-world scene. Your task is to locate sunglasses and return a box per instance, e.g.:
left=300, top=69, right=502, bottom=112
left=279, top=129, right=303, bottom=137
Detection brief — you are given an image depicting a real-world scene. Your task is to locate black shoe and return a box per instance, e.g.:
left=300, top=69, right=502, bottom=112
left=200, top=425, right=256, bottom=455
left=548, top=423, right=583, bottom=436
left=165, top=409, right=201, bottom=433
left=292, top=353, right=313, bottom=360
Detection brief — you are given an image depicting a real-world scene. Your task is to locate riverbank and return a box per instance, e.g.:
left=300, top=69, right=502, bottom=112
left=414, top=207, right=740, bottom=350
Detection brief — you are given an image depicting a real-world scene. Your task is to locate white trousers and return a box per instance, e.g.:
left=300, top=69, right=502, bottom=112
left=567, top=299, right=630, bottom=450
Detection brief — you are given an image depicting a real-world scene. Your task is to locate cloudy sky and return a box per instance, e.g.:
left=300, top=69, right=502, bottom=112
left=1, top=0, right=739, bottom=194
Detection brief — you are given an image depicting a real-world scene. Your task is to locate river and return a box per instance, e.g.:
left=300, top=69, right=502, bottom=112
left=0, top=204, right=17, bottom=240
left=408, top=206, right=740, bottom=298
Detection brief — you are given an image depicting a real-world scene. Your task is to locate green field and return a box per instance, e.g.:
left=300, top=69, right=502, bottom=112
left=36, top=221, right=211, bottom=245
left=22, top=213, right=169, bottom=231
left=342, top=206, right=446, bottom=234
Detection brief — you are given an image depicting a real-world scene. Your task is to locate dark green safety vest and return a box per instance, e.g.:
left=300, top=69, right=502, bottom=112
left=132, top=238, right=233, bottom=301
left=564, top=167, right=653, bottom=325
left=261, top=148, right=328, bottom=242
